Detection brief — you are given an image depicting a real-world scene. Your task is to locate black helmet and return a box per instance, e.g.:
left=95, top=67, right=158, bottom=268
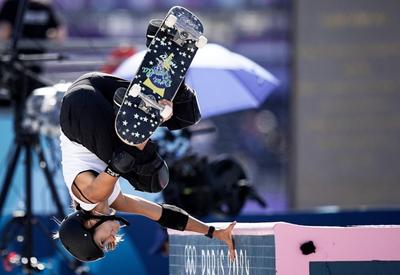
left=59, top=208, right=130, bottom=262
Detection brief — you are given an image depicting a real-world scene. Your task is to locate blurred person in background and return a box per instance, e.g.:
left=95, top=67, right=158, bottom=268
left=55, top=19, right=236, bottom=262
left=0, top=0, right=66, bottom=106
left=0, top=0, right=66, bottom=43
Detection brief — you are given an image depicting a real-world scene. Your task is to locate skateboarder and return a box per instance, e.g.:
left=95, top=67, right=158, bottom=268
left=57, top=19, right=235, bottom=262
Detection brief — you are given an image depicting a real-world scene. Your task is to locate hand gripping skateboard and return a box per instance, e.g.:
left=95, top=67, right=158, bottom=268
left=115, top=6, right=207, bottom=145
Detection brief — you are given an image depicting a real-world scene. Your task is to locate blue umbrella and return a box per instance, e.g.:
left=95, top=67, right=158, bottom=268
left=113, top=43, right=279, bottom=118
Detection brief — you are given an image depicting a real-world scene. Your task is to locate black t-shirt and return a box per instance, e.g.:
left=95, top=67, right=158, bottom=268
left=61, top=72, right=201, bottom=151
left=69, top=72, right=201, bottom=130
left=0, top=0, right=60, bottom=39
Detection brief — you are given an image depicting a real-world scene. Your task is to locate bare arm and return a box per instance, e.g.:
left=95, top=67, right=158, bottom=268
left=185, top=216, right=236, bottom=260
left=47, top=25, right=67, bottom=42
left=72, top=140, right=151, bottom=203
left=110, top=192, right=162, bottom=220
left=0, top=22, right=67, bottom=42
left=73, top=171, right=119, bottom=203
left=0, top=22, right=11, bottom=40
left=111, top=193, right=236, bottom=260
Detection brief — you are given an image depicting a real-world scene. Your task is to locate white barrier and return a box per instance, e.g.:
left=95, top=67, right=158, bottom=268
left=168, top=222, right=400, bottom=275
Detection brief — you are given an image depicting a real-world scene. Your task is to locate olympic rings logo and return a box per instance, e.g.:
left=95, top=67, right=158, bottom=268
left=184, top=245, right=197, bottom=275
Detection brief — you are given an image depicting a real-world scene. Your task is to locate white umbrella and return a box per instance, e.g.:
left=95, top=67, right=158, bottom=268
left=113, top=43, right=279, bottom=118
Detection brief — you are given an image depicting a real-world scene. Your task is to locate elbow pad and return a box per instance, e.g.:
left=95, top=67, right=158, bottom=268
left=157, top=204, right=189, bottom=231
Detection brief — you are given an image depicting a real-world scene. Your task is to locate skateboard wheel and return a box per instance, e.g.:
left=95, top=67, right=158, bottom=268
left=160, top=105, right=172, bottom=119
left=195, top=35, right=208, bottom=48
left=165, top=14, right=177, bottom=28
left=129, top=84, right=141, bottom=97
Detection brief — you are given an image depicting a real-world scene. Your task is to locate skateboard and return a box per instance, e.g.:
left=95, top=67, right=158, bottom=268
left=115, top=6, right=207, bottom=145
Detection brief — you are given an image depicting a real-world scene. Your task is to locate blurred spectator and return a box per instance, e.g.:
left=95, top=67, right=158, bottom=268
left=0, top=0, right=66, bottom=106
left=0, top=0, right=66, bottom=44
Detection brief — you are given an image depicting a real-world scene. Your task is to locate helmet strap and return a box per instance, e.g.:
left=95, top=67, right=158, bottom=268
left=75, top=204, right=130, bottom=232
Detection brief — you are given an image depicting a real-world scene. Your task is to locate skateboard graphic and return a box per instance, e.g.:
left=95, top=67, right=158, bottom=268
left=115, top=6, right=207, bottom=145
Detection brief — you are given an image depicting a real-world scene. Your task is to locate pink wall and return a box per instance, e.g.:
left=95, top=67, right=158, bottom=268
left=274, top=223, right=400, bottom=274
left=169, top=222, right=400, bottom=275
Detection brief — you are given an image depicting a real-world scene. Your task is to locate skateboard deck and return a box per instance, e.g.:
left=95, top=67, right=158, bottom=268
left=115, top=6, right=206, bottom=145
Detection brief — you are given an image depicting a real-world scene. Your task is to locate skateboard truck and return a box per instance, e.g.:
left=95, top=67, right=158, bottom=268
left=129, top=84, right=173, bottom=119
left=165, top=14, right=208, bottom=48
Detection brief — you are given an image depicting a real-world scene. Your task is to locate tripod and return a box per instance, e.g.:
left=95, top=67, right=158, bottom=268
left=0, top=52, right=67, bottom=275
left=0, top=128, right=67, bottom=273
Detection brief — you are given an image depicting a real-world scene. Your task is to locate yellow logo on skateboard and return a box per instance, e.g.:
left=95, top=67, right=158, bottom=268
left=142, top=53, right=177, bottom=97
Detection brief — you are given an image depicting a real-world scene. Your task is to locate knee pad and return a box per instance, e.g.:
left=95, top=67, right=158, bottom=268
left=124, top=161, right=169, bottom=193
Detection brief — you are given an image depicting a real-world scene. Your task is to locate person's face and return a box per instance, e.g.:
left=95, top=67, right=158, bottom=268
left=86, top=219, right=121, bottom=251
